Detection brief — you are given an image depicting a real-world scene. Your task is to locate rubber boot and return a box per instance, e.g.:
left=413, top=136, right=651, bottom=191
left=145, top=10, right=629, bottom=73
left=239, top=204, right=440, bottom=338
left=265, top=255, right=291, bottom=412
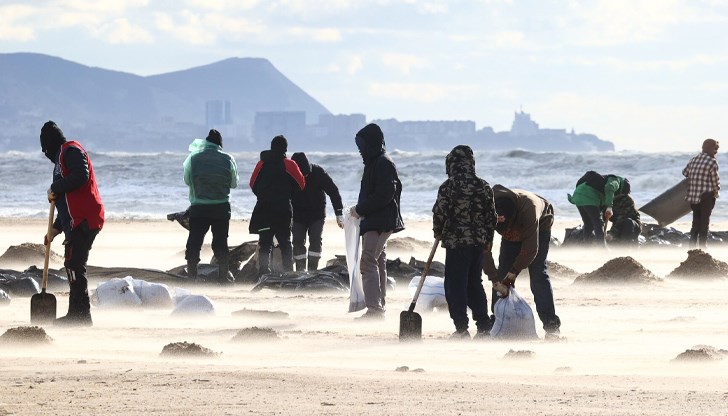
left=187, top=261, right=199, bottom=281
left=258, top=252, right=271, bottom=278
left=307, top=256, right=319, bottom=271
left=295, top=259, right=306, bottom=272
left=55, top=271, right=93, bottom=327
left=217, top=259, right=235, bottom=284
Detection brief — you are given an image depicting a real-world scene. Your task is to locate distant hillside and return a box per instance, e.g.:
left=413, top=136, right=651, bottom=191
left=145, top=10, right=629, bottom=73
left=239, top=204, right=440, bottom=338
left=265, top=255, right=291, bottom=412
left=0, top=53, right=330, bottom=151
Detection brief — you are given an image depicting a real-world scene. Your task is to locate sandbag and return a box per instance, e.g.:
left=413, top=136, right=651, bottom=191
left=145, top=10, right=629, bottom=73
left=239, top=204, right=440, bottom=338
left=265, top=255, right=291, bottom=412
left=639, top=179, right=691, bottom=226
left=491, top=288, right=538, bottom=339
left=407, top=275, right=447, bottom=312
left=131, top=279, right=174, bottom=308
left=344, top=208, right=366, bottom=312
left=171, top=294, right=215, bottom=316
left=94, top=277, right=142, bottom=308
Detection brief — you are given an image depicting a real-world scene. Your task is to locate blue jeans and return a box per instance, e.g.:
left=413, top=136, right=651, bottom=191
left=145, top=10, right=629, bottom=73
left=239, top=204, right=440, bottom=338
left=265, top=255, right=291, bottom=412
left=445, top=245, right=491, bottom=332
left=495, top=230, right=561, bottom=333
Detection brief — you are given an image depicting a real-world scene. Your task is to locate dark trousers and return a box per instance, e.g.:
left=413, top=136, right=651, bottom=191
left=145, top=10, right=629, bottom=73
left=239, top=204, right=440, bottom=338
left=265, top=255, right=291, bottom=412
left=259, top=224, right=294, bottom=273
left=577, top=205, right=606, bottom=247
left=444, top=244, right=490, bottom=332
left=495, top=230, right=560, bottom=333
left=292, top=218, right=325, bottom=268
left=690, top=192, right=716, bottom=248
left=64, top=221, right=99, bottom=314
left=185, top=216, right=230, bottom=264
left=610, top=218, right=641, bottom=243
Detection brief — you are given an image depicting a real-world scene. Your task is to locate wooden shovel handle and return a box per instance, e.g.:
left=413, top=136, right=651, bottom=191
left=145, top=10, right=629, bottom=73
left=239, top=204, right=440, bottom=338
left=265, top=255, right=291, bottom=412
left=42, top=200, right=56, bottom=292
left=407, top=238, right=440, bottom=313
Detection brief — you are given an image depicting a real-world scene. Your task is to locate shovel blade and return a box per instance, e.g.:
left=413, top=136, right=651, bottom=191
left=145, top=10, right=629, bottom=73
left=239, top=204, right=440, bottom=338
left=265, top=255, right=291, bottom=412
left=30, top=291, right=56, bottom=324
left=399, top=310, right=422, bottom=341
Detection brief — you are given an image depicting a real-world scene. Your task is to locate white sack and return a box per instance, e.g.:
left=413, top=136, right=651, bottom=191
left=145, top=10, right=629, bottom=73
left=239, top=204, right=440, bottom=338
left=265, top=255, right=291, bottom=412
left=94, top=277, right=142, bottom=308
left=344, top=208, right=366, bottom=312
left=491, top=288, right=538, bottom=339
left=130, top=279, right=174, bottom=308
left=407, top=275, right=448, bottom=312
left=171, top=294, right=215, bottom=316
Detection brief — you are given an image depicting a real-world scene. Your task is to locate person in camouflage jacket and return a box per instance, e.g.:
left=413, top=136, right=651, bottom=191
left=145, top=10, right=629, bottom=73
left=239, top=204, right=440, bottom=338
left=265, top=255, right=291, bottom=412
left=432, top=145, right=497, bottom=339
left=608, top=193, right=641, bottom=244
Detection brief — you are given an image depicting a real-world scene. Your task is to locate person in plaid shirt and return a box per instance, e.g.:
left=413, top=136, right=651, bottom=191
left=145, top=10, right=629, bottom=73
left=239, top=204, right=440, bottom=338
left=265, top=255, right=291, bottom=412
left=683, top=139, right=720, bottom=247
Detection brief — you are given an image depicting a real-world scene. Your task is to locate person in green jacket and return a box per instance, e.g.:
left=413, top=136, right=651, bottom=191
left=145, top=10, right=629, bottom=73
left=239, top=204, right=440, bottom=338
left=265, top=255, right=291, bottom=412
left=567, top=171, right=630, bottom=247
left=184, top=129, right=239, bottom=283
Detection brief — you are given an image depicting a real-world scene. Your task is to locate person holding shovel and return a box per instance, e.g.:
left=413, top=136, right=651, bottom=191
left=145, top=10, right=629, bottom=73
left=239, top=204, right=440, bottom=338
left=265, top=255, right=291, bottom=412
left=432, top=145, right=497, bottom=339
left=491, top=185, right=561, bottom=337
left=40, top=120, right=104, bottom=326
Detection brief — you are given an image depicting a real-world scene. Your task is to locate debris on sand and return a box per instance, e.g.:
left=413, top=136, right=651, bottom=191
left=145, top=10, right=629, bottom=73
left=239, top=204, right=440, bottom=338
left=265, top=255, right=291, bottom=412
left=231, top=308, right=289, bottom=319
left=667, top=249, right=728, bottom=280
left=0, top=326, right=53, bottom=345
left=504, top=349, right=535, bottom=359
left=672, top=345, right=728, bottom=362
left=231, top=327, right=279, bottom=341
left=386, top=237, right=432, bottom=252
left=0, top=243, right=63, bottom=266
left=546, top=261, right=579, bottom=279
left=160, top=341, right=218, bottom=358
left=573, top=257, right=661, bottom=284
left=394, top=366, right=425, bottom=373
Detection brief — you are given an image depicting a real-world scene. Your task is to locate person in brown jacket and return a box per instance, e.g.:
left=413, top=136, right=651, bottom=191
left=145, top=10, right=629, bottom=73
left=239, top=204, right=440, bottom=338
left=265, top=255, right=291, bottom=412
left=489, top=184, right=561, bottom=336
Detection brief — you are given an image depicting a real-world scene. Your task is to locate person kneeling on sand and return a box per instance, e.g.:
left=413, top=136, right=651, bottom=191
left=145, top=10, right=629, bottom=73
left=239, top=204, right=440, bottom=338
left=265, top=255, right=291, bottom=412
left=433, top=145, right=497, bottom=339
left=567, top=171, right=631, bottom=247
left=608, top=190, right=641, bottom=244
left=492, top=185, right=561, bottom=337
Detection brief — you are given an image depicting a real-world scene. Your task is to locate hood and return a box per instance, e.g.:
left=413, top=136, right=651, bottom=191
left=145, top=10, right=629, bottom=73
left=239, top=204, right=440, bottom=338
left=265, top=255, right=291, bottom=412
left=40, top=120, right=66, bottom=162
left=492, top=184, right=518, bottom=232
left=291, top=152, right=311, bottom=176
left=355, top=123, right=385, bottom=163
left=260, top=149, right=285, bottom=163
left=445, top=145, right=476, bottom=177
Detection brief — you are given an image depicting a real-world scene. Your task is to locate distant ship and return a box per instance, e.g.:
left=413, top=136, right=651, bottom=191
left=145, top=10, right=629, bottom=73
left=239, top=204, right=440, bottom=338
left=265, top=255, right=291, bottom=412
left=479, top=110, right=615, bottom=152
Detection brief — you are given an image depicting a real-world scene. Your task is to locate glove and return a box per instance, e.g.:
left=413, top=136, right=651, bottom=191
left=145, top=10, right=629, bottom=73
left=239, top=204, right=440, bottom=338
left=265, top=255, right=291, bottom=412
left=503, top=272, right=517, bottom=288
left=493, top=281, right=509, bottom=297
left=47, top=188, right=57, bottom=202
left=349, top=206, right=360, bottom=219
left=336, top=215, right=344, bottom=228
left=604, top=207, right=613, bottom=222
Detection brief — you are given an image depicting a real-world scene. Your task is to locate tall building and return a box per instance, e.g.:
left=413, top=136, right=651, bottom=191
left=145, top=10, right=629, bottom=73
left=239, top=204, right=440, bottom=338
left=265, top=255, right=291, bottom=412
left=206, top=100, right=232, bottom=128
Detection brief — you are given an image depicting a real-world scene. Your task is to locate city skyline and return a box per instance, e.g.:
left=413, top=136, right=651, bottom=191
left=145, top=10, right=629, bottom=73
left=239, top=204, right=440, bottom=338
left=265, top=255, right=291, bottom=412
left=1, top=1, right=726, bottom=152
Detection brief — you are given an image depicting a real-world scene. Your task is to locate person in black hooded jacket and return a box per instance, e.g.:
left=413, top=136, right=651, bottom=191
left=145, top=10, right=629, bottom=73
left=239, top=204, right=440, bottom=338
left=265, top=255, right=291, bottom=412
left=290, top=152, right=344, bottom=271
left=351, top=123, right=404, bottom=319
left=249, top=135, right=306, bottom=275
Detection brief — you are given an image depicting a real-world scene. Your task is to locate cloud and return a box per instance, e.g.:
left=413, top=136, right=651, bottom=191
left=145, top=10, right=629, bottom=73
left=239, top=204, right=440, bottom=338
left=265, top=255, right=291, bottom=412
left=99, top=18, right=154, bottom=44
left=183, top=0, right=259, bottom=11
left=347, top=55, right=363, bottom=75
left=204, top=14, right=267, bottom=39
left=572, top=54, right=728, bottom=72
left=60, top=0, right=150, bottom=14
left=0, top=4, right=36, bottom=41
left=380, top=53, right=428, bottom=74
left=368, top=82, right=477, bottom=103
left=154, top=11, right=216, bottom=45
left=288, top=27, right=342, bottom=43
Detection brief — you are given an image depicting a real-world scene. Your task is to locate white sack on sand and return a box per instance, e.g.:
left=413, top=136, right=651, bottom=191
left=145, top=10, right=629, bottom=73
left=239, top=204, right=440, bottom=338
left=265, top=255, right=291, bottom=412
left=344, top=209, right=365, bottom=312
left=407, top=275, right=447, bottom=312
left=491, top=288, right=538, bottom=339
left=94, top=277, right=142, bottom=308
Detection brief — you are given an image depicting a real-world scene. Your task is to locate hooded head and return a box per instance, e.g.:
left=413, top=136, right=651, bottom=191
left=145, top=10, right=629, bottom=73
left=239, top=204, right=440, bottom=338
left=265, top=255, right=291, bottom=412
left=40, top=120, right=66, bottom=162
left=271, top=135, right=288, bottom=154
left=445, top=145, right=476, bottom=177
left=206, top=129, right=222, bottom=147
left=620, top=178, right=631, bottom=195
left=355, top=123, right=385, bottom=163
left=291, top=152, right=311, bottom=176
left=495, top=196, right=516, bottom=233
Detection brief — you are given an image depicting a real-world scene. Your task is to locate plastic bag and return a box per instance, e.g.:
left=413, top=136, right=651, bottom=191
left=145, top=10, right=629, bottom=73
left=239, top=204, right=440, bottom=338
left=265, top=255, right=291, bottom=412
left=344, top=207, right=366, bottom=312
left=407, top=275, right=447, bottom=312
left=491, top=288, right=538, bottom=339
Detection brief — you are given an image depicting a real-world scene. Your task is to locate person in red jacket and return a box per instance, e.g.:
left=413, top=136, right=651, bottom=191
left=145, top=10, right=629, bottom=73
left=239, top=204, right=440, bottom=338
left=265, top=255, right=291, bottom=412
left=40, top=120, right=105, bottom=326
left=249, top=135, right=305, bottom=275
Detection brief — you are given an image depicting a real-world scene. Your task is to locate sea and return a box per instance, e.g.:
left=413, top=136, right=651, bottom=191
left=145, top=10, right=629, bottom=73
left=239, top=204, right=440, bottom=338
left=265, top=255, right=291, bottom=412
left=0, top=149, right=722, bottom=224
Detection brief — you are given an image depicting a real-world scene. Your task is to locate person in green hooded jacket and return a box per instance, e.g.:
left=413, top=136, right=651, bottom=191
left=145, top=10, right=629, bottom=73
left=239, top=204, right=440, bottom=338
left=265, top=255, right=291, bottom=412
left=184, top=129, right=239, bottom=283
left=567, top=171, right=630, bottom=247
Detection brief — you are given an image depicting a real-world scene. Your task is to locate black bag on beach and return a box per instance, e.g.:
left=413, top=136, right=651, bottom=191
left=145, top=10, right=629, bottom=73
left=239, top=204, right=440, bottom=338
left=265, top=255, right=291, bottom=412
left=576, top=171, right=608, bottom=193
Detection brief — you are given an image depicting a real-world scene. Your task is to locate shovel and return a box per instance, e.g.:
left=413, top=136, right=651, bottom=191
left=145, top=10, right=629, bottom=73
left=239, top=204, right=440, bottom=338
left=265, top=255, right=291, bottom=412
left=30, top=200, right=57, bottom=324
left=399, top=238, right=439, bottom=342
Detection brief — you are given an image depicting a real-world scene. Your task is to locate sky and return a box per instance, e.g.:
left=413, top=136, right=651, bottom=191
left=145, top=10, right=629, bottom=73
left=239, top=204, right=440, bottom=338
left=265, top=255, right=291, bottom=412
left=1, top=0, right=726, bottom=152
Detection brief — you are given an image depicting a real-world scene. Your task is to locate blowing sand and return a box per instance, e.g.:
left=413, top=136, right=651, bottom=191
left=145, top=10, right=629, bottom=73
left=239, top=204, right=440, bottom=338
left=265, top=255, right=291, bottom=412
left=1, top=218, right=727, bottom=415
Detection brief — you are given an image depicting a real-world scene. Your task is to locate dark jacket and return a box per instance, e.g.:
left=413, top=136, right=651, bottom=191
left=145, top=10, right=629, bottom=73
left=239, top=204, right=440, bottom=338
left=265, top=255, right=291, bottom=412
left=248, top=150, right=305, bottom=233
left=291, top=152, right=343, bottom=223
left=492, top=184, right=554, bottom=275
left=432, top=145, right=496, bottom=249
left=51, top=141, right=105, bottom=234
left=354, top=124, right=404, bottom=235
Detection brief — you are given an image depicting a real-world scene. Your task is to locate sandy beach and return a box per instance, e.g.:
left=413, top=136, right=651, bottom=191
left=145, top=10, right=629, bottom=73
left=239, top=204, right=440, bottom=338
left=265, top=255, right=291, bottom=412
left=1, top=217, right=727, bottom=415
